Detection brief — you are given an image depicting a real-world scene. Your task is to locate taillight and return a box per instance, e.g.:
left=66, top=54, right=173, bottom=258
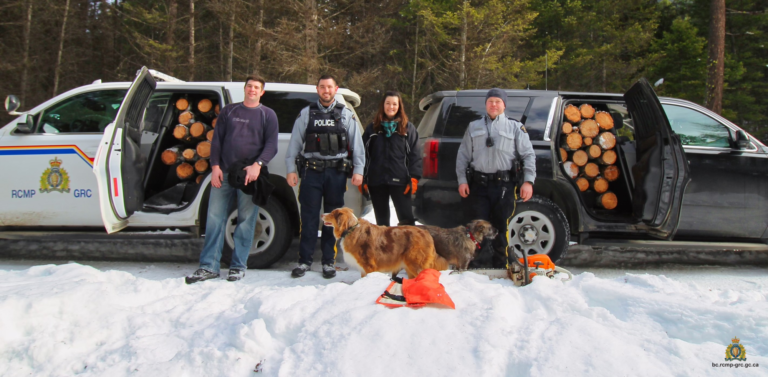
left=422, top=138, right=440, bottom=178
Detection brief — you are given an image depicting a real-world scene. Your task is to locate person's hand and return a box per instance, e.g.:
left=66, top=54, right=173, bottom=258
left=404, top=178, right=418, bottom=194
left=243, top=163, right=261, bottom=185
left=351, top=173, right=363, bottom=186
left=287, top=172, right=298, bottom=187
left=211, top=166, right=223, bottom=188
left=458, top=183, right=470, bottom=198
left=520, top=182, right=533, bottom=202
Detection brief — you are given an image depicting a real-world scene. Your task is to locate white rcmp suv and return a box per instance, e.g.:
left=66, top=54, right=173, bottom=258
left=0, top=67, right=370, bottom=268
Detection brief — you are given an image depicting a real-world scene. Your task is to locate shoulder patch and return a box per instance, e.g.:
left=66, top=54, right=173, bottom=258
left=520, top=125, right=527, bottom=133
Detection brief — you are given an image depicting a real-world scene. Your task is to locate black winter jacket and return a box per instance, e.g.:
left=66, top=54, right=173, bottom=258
left=362, top=121, right=422, bottom=186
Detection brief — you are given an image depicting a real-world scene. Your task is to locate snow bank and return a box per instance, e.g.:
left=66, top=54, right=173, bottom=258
left=1, top=264, right=766, bottom=376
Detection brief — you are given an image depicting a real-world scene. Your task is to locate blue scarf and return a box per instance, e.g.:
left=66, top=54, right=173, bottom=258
left=381, top=121, right=397, bottom=137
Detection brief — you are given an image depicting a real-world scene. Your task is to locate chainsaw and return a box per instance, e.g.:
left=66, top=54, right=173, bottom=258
left=449, top=250, right=572, bottom=287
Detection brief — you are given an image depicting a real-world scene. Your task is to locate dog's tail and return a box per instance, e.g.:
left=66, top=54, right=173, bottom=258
left=432, top=256, right=450, bottom=271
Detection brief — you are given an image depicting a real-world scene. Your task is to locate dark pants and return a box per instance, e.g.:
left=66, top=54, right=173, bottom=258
left=466, top=180, right=517, bottom=268
left=368, top=184, right=416, bottom=226
left=298, top=167, right=347, bottom=266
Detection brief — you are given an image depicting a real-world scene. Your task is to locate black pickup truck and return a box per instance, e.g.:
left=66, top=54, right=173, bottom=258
left=413, top=79, right=768, bottom=262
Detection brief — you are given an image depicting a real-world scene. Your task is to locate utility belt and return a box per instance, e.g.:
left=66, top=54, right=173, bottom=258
left=466, top=167, right=516, bottom=186
left=296, top=155, right=353, bottom=177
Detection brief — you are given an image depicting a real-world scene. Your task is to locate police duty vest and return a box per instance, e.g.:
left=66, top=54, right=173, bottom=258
left=304, top=102, right=348, bottom=156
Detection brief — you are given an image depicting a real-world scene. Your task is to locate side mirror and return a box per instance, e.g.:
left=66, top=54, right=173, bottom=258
left=15, top=114, right=34, bottom=134
left=5, top=95, right=20, bottom=113
left=736, top=130, right=750, bottom=149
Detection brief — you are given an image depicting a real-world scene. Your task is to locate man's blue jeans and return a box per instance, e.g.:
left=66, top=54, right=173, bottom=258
left=199, top=173, right=260, bottom=273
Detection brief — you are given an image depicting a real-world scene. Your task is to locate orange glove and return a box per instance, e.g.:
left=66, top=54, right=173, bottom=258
left=357, top=184, right=369, bottom=195
left=404, top=178, right=418, bottom=194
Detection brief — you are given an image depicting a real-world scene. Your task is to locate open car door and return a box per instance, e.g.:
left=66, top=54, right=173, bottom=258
left=93, top=67, right=157, bottom=233
left=625, top=78, right=690, bottom=240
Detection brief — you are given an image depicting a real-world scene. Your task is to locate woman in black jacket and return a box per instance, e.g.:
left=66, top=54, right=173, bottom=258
left=362, top=90, right=422, bottom=226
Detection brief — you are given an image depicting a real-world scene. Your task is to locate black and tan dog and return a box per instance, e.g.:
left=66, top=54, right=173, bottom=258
left=418, top=220, right=498, bottom=270
left=322, top=208, right=441, bottom=278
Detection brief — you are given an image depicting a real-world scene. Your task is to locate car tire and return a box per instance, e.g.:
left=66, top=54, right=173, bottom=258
left=506, top=196, right=570, bottom=263
left=220, top=196, right=293, bottom=269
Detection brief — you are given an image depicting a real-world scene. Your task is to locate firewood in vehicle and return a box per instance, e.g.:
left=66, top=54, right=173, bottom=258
left=182, top=148, right=200, bottom=162
left=562, top=122, right=573, bottom=134
left=572, top=150, right=588, bottom=166
left=176, top=162, right=195, bottom=180
left=563, top=161, right=579, bottom=178
left=564, top=105, right=581, bottom=123
left=161, top=146, right=184, bottom=165
left=576, top=177, right=589, bottom=192
left=173, top=124, right=194, bottom=142
left=597, top=149, right=617, bottom=165
left=189, top=122, right=211, bottom=139
left=597, top=131, right=616, bottom=150
left=178, top=110, right=195, bottom=125
left=579, top=104, right=595, bottom=119
left=580, top=162, right=599, bottom=178
left=206, top=129, right=214, bottom=141
left=587, top=144, right=602, bottom=159
left=175, top=98, right=190, bottom=111
left=597, top=191, right=618, bottom=210
left=592, top=177, right=609, bottom=194
left=194, top=158, right=209, bottom=174
left=583, top=137, right=593, bottom=146
left=196, top=140, right=211, bottom=158
left=579, top=119, right=599, bottom=138
left=215, top=104, right=220, bottom=115
left=195, top=175, right=205, bottom=184
left=211, top=117, right=217, bottom=128
left=561, top=132, right=583, bottom=151
left=601, top=165, right=620, bottom=182
left=197, top=98, right=213, bottom=113
left=595, top=111, right=614, bottom=130
left=559, top=148, right=568, bottom=162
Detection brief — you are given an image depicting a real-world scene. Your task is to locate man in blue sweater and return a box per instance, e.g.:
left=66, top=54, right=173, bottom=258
left=186, top=75, right=279, bottom=284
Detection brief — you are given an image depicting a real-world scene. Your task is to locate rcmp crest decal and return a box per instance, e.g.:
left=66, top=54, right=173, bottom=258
left=725, top=337, right=747, bottom=361
left=40, top=157, right=71, bottom=193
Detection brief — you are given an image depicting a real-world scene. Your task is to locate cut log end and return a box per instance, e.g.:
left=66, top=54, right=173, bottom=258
left=579, top=104, right=595, bottom=119
left=579, top=119, right=599, bottom=138
left=195, top=175, right=205, bottom=184
left=175, top=98, right=189, bottom=111
left=581, top=162, right=599, bottom=178
left=562, top=122, right=573, bottom=134
left=161, top=148, right=182, bottom=165
left=214, top=104, right=220, bottom=115
left=196, top=141, right=211, bottom=158
left=587, top=144, right=602, bottom=159
left=211, top=117, right=217, bottom=128
left=598, top=149, right=617, bottom=165
left=572, top=150, right=588, bottom=167
left=562, top=133, right=582, bottom=150
left=206, top=129, right=214, bottom=141
left=576, top=177, right=589, bottom=192
left=176, top=163, right=195, bottom=180
left=595, top=111, right=614, bottom=130
left=178, top=111, right=194, bottom=125
left=593, top=177, right=609, bottom=194
left=194, top=159, right=209, bottom=174
left=559, top=148, right=567, bottom=162
left=598, top=132, right=616, bottom=150
left=197, top=98, right=213, bottom=113
left=597, top=191, right=618, bottom=210
left=583, top=137, right=593, bottom=146
left=189, top=122, right=210, bottom=138
left=173, top=124, right=190, bottom=140
left=563, top=161, right=579, bottom=179
left=602, top=165, right=620, bottom=182
left=182, top=148, right=198, bottom=161
left=564, top=105, right=581, bottom=123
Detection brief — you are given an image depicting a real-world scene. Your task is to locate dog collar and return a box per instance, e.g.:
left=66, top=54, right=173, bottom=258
left=466, top=226, right=481, bottom=249
left=340, top=222, right=360, bottom=241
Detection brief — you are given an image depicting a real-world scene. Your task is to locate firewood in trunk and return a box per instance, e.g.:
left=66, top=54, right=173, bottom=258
left=195, top=175, right=205, bottom=184
left=211, top=117, right=217, bottom=128
left=564, top=104, right=581, bottom=123
left=559, top=148, right=567, bottom=162
left=182, top=148, right=200, bottom=162
left=176, top=162, right=195, bottom=180
left=579, top=104, right=595, bottom=119
left=572, top=150, right=588, bottom=166
left=206, top=129, right=214, bottom=141
left=597, top=149, right=617, bottom=165
left=597, top=191, right=618, bottom=210
left=178, top=110, right=195, bottom=125
left=196, top=140, right=211, bottom=158
left=563, top=161, right=579, bottom=179
left=175, top=98, right=190, bottom=111
left=597, top=131, right=616, bottom=150
left=562, top=122, right=573, bottom=134
left=214, top=104, right=220, bottom=115
left=161, top=146, right=184, bottom=165
left=560, top=133, right=583, bottom=151
left=173, top=124, right=194, bottom=142
left=601, top=165, right=620, bottom=182
left=189, top=121, right=211, bottom=139
left=592, top=177, right=609, bottom=194
left=580, top=162, right=599, bottom=178
left=194, top=158, right=209, bottom=173
left=587, top=144, right=602, bottom=159
left=576, top=177, right=589, bottom=192
left=579, top=119, right=599, bottom=138
left=583, top=137, right=593, bottom=146
left=197, top=98, right=213, bottom=113
left=595, top=111, right=614, bottom=130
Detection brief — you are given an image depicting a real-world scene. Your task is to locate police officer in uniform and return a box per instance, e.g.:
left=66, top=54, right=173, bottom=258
left=455, top=88, right=536, bottom=268
left=285, top=75, right=365, bottom=279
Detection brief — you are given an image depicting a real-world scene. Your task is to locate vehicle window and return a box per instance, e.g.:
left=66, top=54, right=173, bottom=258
left=37, top=90, right=127, bottom=134
left=443, top=96, right=530, bottom=137
left=605, top=103, right=634, bottom=141
left=260, top=91, right=319, bottom=133
left=662, top=104, right=731, bottom=148
left=416, top=100, right=441, bottom=138
left=524, top=97, right=554, bottom=140
left=142, top=92, right=173, bottom=134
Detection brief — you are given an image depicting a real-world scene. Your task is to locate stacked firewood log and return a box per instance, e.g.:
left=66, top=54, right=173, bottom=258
left=161, top=97, right=219, bottom=182
left=560, top=104, right=620, bottom=210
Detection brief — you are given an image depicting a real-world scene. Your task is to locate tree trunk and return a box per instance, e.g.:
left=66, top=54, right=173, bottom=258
left=459, top=1, right=467, bottom=89
left=706, top=0, right=725, bottom=114
left=254, top=0, right=263, bottom=72
left=53, top=0, right=70, bottom=96
left=166, top=0, right=177, bottom=73
left=188, top=0, right=195, bottom=81
left=305, top=0, right=318, bottom=84
left=227, top=11, right=234, bottom=81
left=219, top=22, right=224, bottom=79
left=21, top=0, right=33, bottom=108
left=411, top=19, right=419, bottom=116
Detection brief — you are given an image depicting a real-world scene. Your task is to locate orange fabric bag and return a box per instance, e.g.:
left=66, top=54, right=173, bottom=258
left=376, top=269, right=455, bottom=309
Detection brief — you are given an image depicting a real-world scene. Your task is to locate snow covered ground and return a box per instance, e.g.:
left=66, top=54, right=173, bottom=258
left=1, top=204, right=768, bottom=376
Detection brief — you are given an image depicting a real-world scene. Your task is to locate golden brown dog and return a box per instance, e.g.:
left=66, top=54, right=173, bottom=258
left=418, top=220, right=498, bottom=270
left=322, top=207, right=441, bottom=278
